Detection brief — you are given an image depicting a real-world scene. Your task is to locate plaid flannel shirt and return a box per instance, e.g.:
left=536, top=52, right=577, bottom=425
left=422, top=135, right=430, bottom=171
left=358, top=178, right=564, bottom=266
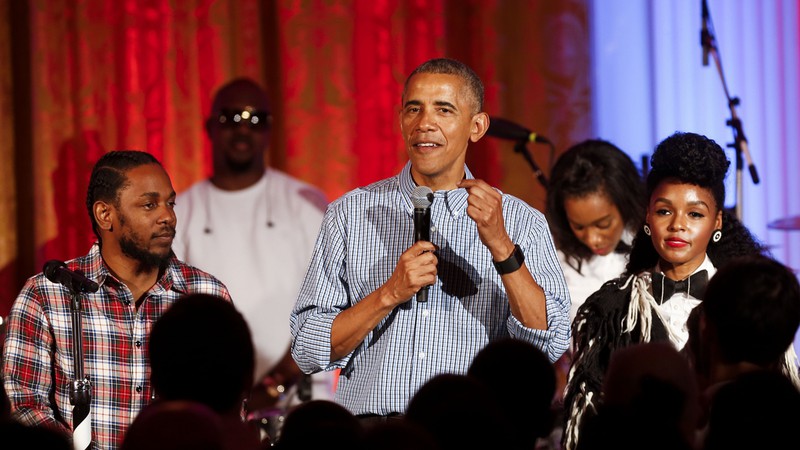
left=2, top=243, right=231, bottom=450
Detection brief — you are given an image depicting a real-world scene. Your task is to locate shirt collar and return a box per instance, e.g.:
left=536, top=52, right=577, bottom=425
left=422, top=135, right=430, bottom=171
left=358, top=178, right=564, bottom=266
left=397, top=161, right=475, bottom=218
left=80, top=243, right=112, bottom=288
left=654, top=253, right=717, bottom=279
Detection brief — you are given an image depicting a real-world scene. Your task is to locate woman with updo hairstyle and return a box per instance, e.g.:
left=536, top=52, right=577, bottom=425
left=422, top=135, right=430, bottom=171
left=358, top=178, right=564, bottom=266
left=546, top=139, right=646, bottom=321
left=561, top=132, right=768, bottom=450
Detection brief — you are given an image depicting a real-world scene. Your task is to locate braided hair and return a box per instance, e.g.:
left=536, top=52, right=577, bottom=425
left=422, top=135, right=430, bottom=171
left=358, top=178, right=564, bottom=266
left=626, top=132, right=766, bottom=275
left=85, top=150, right=161, bottom=244
left=546, top=139, right=646, bottom=272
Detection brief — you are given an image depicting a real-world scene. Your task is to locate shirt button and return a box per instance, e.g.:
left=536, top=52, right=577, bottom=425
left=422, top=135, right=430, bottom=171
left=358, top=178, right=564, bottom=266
left=135, top=341, right=142, bottom=348
left=419, top=352, right=426, bottom=359
left=422, top=310, right=429, bottom=317
left=430, top=226, right=437, bottom=233
left=135, top=385, right=142, bottom=393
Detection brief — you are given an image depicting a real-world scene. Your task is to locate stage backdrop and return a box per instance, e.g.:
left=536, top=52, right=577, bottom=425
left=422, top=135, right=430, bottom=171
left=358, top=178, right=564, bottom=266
left=0, top=0, right=592, bottom=313
left=3, top=1, right=799, bottom=315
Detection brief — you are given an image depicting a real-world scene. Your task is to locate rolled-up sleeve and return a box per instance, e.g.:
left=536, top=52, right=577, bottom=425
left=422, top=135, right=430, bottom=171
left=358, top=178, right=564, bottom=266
left=2, top=281, right=68, bottom=434
left=290, top=203, right=352, bottom=373
left=505, top=208, right=571, bottom=362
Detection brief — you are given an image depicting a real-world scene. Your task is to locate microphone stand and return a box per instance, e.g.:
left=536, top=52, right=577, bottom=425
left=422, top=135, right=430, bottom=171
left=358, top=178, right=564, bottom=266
left=296, top=374, right=313, bottom=402
left=68, top=289, right=92, bottom=450
left=513, top=140, right=548, bottom=189
left=701, top=0, right=759, bottom=220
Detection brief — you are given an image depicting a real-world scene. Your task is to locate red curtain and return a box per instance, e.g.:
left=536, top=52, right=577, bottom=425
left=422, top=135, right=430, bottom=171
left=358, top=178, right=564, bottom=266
left=0, top=0, right=591, bottom=314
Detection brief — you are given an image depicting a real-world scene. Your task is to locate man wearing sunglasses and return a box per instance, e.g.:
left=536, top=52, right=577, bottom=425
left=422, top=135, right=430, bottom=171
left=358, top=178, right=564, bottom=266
left=172, top=78, right=333, bottom=419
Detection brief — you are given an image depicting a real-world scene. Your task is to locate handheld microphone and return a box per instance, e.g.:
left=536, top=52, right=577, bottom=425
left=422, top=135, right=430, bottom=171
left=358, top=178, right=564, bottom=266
left=701, top=0, right=711, bottom=66
left=486, top=117, right=551, bottom=144
left=411, top=186, right=433, bottom=302
left=43, top=260, right=100, bottom=294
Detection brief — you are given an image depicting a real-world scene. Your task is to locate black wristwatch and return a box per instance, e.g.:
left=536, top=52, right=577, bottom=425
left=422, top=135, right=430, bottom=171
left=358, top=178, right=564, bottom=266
left=493, top=244, right=525, bottom=275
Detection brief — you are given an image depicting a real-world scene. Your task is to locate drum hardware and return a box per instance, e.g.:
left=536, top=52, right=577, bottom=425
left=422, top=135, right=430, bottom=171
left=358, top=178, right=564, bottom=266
left=767, top=215, right=800, bottom=231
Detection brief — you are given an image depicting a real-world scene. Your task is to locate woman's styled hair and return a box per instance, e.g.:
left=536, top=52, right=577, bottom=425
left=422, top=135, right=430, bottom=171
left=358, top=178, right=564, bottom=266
left=626, top=132, right=766, bottom=275
left=546, top=139, right=646, bottom=272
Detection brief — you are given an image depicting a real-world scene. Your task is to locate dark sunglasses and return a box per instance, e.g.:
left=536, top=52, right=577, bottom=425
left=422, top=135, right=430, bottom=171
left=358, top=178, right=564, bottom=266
left=217, top=108, right=270, bottom=131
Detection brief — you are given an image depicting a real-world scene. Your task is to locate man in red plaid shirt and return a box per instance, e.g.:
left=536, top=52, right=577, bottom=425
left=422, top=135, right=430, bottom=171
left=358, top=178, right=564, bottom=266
left=2, top=150, right=231, bottom=449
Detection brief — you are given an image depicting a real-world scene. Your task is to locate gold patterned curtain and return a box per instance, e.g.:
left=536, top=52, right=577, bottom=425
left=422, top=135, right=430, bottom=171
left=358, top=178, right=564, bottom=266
left=0, top=0, right=591, bottom=313
left=0, top=0, right=16, bottom=312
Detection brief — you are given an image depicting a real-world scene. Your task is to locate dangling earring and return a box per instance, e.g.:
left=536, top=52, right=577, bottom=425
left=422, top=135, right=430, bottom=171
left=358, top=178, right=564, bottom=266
left=712, top=229, right=722, bottom=243
left=643, top=224, right=651, bottom=236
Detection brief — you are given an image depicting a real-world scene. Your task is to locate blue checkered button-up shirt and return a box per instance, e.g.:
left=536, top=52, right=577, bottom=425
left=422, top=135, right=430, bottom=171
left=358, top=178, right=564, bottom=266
left=290, top=162, right=570, bottom=415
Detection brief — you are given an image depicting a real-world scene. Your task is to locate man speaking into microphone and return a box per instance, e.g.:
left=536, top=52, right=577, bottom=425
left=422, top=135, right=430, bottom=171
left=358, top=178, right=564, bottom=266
left=290, top=58, right=570, bottom=420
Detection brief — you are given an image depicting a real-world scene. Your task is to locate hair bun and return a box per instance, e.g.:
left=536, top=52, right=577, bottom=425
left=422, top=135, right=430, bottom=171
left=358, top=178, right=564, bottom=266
left=649, top=132, right=730, bottom=187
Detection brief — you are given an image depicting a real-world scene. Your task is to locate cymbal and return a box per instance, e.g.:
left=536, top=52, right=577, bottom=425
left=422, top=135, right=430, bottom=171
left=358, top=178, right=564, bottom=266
left=768, top=215, right=800, bottom=231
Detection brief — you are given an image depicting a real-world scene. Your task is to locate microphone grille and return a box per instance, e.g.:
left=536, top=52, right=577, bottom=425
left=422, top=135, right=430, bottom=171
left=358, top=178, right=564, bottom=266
left=410, top=186, right=434, bottom=209
left=43, top=260, right=65, bottom=283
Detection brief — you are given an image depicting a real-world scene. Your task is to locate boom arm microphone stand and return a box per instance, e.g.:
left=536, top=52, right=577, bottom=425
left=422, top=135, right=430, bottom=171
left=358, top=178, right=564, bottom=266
left=513, top=140, right=550, bottom=189
left=485, top=117, right=554, bottom=189
left=701, top=0, right=759, bottom=220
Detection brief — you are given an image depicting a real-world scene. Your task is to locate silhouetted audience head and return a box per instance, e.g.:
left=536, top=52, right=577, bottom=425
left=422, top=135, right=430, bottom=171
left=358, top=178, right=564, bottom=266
left=576, top=405, right=694, bottom=450
left=704, top=370, right=800, bottom=450
left=121, top=400, right=225, bottom=450
left=467, top=337, right=556, bottom=448
left=149, top=294, right=254, bottom=415
left=701, top=255, right=800, bottom=370
left=406, top=373, right=511, bottom=450
left=0, top=421, right=70, bottom=449
left=274, top=400, right=363, bottom=450
left=601, top=342, right=699, bottom=446
left=362, top=419, right=439, bottom=450
left=577, top=342, right=697, bottom=450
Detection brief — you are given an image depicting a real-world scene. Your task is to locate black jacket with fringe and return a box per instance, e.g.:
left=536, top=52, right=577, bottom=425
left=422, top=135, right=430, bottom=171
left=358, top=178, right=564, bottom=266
left=561, top=273, right=671, bottom=450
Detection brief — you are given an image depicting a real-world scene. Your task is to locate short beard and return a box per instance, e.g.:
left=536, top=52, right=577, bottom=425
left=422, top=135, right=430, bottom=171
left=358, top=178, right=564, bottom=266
left=225, top=155, right=257, bottom=173
left=119, top=235, right=171, bottom=274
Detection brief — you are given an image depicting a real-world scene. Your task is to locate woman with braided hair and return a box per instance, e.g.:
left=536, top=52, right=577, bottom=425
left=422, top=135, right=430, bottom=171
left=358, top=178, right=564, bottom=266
left=561, top=132, right=768, bottom=450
